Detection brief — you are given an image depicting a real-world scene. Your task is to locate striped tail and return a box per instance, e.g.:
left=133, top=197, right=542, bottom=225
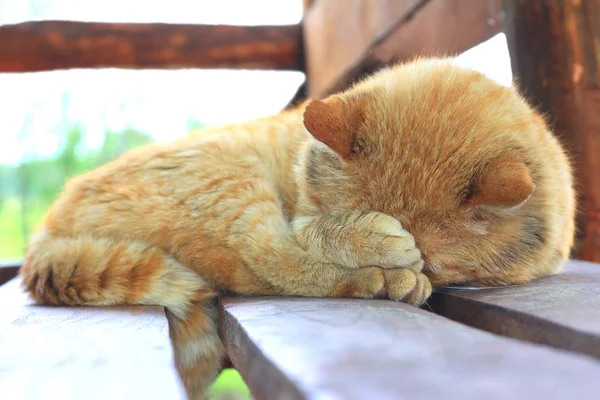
left=20, top=230, right=214, bottom=318
left=21, top=230, right=226, bottom=399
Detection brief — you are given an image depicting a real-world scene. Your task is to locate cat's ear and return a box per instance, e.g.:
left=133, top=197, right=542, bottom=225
left=302, top=96, right=363, bottom=159
left=465, top=158, right=535, bottom=210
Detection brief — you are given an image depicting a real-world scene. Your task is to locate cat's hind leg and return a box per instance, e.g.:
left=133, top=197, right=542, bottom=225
left=21, top=230, right=214, bottom=316
left=20, top=230, right=225, bottom=399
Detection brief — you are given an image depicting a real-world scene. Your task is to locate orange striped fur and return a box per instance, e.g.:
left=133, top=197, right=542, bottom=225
left=21, top=58, right=575, bottom=398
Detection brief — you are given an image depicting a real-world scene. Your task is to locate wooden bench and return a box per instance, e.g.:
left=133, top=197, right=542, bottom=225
left=2, top=0, right=600, bottom=399
left=2, top=260, right=599, bottom=399
left=0, top=277, right=186, bottom=400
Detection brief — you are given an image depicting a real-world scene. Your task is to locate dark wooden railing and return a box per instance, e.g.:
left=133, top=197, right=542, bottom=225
left=0, top=21, right=304, bottom=72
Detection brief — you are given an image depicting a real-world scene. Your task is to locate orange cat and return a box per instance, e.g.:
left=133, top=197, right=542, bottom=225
left=20, top=58, right=575, bottom=399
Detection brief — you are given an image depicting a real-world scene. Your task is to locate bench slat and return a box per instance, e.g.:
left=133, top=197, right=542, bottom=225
left=0, top=278, right=185, bottom=400
left=219, top=296, right=600, bottom=400
left=431, top=260, right=600, bottom=359
left=0, top=264, right=20, bottom=285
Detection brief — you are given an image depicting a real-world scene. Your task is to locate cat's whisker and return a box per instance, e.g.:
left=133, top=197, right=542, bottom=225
left=420, top=300, right=433, bottom=312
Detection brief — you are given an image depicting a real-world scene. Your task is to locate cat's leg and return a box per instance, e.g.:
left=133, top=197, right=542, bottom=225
left=21, top=231, right=225, bottom=399
left=228, top=196, right=430, bottom=304
left=292, top=210, right=423, bottom=270
left=292, top=211, right=431, bottom=302
left=21, top=230, right=214, bottom=314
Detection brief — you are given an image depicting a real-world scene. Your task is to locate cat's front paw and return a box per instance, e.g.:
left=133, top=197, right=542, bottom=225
left=350, top=211, right=422, bottom=270
left=383, top=268, right=432, bottom=306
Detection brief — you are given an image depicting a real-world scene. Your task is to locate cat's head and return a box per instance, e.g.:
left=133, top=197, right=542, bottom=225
left=298, top=58, right=573, bottom=287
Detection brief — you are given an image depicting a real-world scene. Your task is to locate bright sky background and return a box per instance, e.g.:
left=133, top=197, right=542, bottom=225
left=0, top=0, right=512, bottom=165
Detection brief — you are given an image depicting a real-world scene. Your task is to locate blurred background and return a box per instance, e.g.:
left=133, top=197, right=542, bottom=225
left=0, top=1, right=513, bottom=398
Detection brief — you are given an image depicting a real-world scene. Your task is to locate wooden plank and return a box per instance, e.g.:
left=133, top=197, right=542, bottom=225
left=0, top=263, right=20, bottom=285
left=0, top=278, right=185, bottom=399
left=219, top=296, right=600, bottom=400
left=0, top=21, right=303, bottom=72
left=430, top=260, right=600, bottom=359
left=303, top=0, right=503, bottom=98
left=503, top=0, right=600, bottom=261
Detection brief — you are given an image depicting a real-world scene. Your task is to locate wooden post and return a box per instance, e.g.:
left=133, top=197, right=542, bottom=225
left=504, top=0, right=600, bottom=261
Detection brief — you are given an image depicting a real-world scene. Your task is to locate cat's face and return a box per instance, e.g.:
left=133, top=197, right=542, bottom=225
left=301, top=59, right=556, bottom=287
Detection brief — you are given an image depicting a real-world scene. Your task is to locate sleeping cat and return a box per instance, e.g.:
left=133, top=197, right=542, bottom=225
left=20, top=58, right=575, bottom=399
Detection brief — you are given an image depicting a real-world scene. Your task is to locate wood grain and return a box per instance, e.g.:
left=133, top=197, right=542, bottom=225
left=219, top=295, right=600, bottom=400
left=0, top=278, right=185, bottom=400
left=430, top=260, right=600, bottom=359
left=0, top=21, right=303, bottom=72
left=303, top=0, right=503, bottom=98
left=503, top=0, right=600, bottom=261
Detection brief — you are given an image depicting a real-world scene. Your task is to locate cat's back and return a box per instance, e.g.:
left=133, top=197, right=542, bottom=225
left=44, top=106, right=307, bottom=238
left=67, top=106, right=305, bottom=193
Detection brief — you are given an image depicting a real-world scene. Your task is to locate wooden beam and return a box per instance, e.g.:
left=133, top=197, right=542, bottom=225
left=503, top=0, right=600, bottom=261
left=0, top=263, right=20, bottom=285
left=303, top=0, right=504, bottom=98
left=430, top=260, right=600, bottom=359
left=0, top=278, right=185, bottom=399
left=219, top=296, right=600, bottom=399
left=0, top=21, right=304, bottom=72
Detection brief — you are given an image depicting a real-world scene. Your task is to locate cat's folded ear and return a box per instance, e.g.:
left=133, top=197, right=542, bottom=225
left=302, top=95, right=364, bottom=159
left=464, top=157, right=535, bottom=211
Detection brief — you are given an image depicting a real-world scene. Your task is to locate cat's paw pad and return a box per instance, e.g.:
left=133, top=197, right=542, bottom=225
left=383, top=268, right=432, bottom=306
left=352, top=212, right=422, bottom=269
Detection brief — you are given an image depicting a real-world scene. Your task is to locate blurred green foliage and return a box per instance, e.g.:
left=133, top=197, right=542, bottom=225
left=0, top=126, right=154, bottom=258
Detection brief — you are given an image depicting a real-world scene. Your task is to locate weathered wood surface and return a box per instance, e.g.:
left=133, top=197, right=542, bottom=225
left=0, top=21, right=303, bottom=72
left=431, top=260, right=600, bottom=359
left=0, top=278, right=185, bottom=400
left=303, top=0, right=503, bottom=98
left=0, top=263, right=20, bottom=285
left=503, top=0, right=600, bottom=261
left=219, top=296, right=600, bottom=400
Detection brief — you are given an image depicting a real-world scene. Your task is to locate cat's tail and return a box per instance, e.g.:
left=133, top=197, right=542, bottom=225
left=20, top=230, right=214, bottom=318
left=20, top=230, right=225, bottom=399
